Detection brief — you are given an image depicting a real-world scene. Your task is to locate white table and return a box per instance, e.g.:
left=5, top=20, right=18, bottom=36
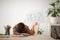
left=0, top=34, right=54, bottom=40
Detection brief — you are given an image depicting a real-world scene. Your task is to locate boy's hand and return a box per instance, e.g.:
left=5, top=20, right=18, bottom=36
left=33, top=22, right=38, bottom=27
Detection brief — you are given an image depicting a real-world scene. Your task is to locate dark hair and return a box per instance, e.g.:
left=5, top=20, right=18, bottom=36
left=16, top=22, right=25, bottom=33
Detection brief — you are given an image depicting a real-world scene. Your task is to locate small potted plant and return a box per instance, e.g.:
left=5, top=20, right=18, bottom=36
left=37, top=27, right=44, bottom=35
left=47, top=0, right=60, bottom=24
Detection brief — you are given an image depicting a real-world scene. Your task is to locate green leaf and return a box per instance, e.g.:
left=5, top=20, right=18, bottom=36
left=51, top=11, right=57, bottom=17
left=50, top=3, right=55, bottom=7
left=47, top=9, right=53, bottom=16
left=56, top=0, right=60, bottom=2
left=47, top=8, right=53, bottom=16
left=57, top=8, right=60, bottom=13
left=51, top=13, right=56, bottom=17
left=57, top=7, right=60, bottom=13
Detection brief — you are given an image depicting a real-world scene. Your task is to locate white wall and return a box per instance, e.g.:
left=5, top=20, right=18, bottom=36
left=0, top=0, right=56, bottom=35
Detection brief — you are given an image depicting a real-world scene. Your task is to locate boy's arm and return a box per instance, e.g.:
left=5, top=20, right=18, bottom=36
left=25, top=22, right=38, bottom=35
left=25, top=25, right=35, bottom=35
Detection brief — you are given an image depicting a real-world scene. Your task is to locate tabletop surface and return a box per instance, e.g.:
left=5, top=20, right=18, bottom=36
left=0, top=34, right=55, bottom=40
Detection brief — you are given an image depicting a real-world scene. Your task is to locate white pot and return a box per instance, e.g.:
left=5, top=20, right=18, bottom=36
left=50, top=17, right=59, bottom=24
